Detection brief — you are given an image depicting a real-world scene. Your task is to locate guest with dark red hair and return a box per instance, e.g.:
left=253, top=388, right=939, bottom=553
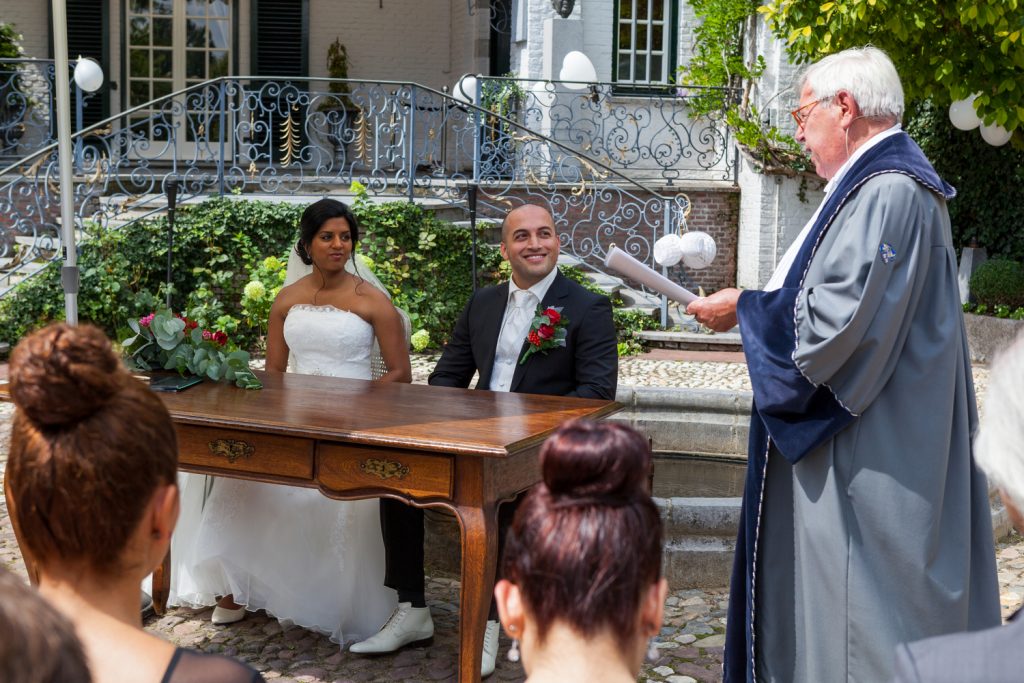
left=493, top=420, right=668, bottom=681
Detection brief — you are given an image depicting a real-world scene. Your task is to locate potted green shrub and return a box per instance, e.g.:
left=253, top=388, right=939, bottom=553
left=318, top=38, right=361, bottom=168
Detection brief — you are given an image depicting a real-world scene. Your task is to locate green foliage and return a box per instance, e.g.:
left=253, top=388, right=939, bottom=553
left=120, top=310, right=261, bottom=389
left=613, top=307, right=661, bottom=356
left=905, top=100, right=1024, bottom=260
left=759, top=0, right=1024, bottom=142
left=0, top=22, right=24, bottom=59
left=349, top=183, right=503, bottom=348
left=678, top=0, right=811, bottom=174
left=239, top=255, right=288, bottom=349
left=970, top=259, right=1024, bottom=309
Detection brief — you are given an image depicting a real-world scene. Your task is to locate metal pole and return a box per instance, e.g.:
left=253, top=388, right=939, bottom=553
left=218, top=80, right=227, bottom=196
left=468, top=183, right=478, bottom=292
left=472, top=76, right=482, bottom=184
left=407, top=87, right=416, bottom=202
left=660, top=201, right=671, bottom=328
left=52, top=0, right=78, bottom=325
left=74, top=77, right=83, bottom=170
left=165, top=178, right=178, bottom=310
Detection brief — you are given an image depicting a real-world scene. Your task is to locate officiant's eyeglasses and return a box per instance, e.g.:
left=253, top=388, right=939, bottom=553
left=791, top=97, right=827, bottom=128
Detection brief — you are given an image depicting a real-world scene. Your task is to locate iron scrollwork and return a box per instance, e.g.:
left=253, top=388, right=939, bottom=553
left=208, top=439, right=255, bottom=463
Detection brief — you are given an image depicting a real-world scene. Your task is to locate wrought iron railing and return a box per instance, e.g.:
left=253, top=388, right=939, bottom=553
left=0, top=76, right=703, bottom=317
left=476, top=76, right=740, bottom=184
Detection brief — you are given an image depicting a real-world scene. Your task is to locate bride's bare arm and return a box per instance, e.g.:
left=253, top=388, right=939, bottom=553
left=371, top=299, right=412, bottom=383
left=264, top=292, right=292, bottom=373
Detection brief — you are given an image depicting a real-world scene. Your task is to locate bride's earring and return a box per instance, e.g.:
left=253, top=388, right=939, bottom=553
left=507, top=624, right=521, bottom=663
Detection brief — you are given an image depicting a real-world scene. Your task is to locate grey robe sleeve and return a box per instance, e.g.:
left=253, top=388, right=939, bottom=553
left=794, top=174, right=937, bottom=415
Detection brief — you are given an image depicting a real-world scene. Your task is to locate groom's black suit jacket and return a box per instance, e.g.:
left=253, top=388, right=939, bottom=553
left=428, top=271, right=618, bottom=398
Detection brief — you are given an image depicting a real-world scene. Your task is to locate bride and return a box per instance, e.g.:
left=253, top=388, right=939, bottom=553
left=169, top=198, right=411, bottom=645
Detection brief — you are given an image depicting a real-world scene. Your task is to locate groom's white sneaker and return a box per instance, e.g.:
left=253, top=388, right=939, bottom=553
left=350, top=602, right=434, bottom=654
left=481, top=620, right=499, bottom=678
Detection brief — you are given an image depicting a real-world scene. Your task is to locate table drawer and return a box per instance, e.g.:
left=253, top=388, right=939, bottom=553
left=317, top=443, right=453, bottom=499
left=176, top=426, right=314, bottom=480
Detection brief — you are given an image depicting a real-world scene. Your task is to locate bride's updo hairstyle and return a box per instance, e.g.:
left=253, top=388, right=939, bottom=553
left=502, top=420, right=662, bottom=645
left=7, top=324, right=177, bottom=574
left=295, top=198, right=360, bottom=266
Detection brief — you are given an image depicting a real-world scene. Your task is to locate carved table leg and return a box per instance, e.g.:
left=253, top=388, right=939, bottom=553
left=152, top=547, right=171, bottom=616
left=454, top=502, right=499, bottom=683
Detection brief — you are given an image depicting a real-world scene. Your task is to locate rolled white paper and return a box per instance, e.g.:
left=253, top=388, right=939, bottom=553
left=603, top=246, right=698, bottom=305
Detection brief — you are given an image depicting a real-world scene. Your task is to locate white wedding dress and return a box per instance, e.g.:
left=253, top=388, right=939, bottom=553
left=167, top=305, right=397, bottom=644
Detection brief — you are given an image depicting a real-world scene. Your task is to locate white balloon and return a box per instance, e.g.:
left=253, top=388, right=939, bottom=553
left=948, top=96, right=981, bottom=131
left=679, top=231, right=717, bottom=270
left=559, top=51, right=597, bottom=90
left=73, top=57, right=104, bottom=93
left=653, top=234, right=684, bottom=267
left=980, top=121, right=1013, bottom=146
left=452, top=75, right=479, bottom=104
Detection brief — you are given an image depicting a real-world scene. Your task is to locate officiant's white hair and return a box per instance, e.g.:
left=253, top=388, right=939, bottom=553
left=800, top=46, right=904, bottom=120
left=974, top=332, right=1024, bottom=513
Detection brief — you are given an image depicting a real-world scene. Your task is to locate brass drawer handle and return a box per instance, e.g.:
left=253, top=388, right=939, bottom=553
left=360, top=458, right=410, bottom=480
left=208, top=439, right=255, bottom=463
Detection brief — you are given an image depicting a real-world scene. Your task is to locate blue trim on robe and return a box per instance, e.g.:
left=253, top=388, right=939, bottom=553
left=722, top=132, right=956, bottom=683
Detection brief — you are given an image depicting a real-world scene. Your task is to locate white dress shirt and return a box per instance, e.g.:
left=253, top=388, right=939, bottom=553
left=489, top=267, right=559, bottom=392
left=764, top=123, right=903, bottom=292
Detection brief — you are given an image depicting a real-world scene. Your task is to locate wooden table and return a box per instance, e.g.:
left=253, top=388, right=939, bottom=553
left=3, top=372, right=618, bottom=683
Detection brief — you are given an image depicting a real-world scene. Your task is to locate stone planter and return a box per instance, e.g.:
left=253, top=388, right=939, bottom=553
left=964, top=313, right=1024, bottom=363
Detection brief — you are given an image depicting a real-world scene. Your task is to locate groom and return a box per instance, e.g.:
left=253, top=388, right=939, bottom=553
left=351, top=203, right=618, bottom=675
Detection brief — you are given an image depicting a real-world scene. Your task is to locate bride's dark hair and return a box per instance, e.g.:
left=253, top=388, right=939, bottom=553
left=502, top=420, right=663, bottom=645
left=295, top=198, right=360, bottom=266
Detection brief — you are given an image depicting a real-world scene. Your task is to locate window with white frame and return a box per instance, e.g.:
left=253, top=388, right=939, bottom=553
left=614, top=0, right=677, bottom=87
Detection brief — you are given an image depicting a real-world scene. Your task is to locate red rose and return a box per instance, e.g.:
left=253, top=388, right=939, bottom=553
left=544, top=308, right=560, bottom=324
left=213, top=331, right=228, bottom=346
left=528, top=330, right=542, bottom=346
left=538, top=324, right=555, bottom=340
left=202, top=330, right=212, bottom=340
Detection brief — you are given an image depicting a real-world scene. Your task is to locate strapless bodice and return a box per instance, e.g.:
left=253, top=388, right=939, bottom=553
left=283, top=304, right=373, bottom=380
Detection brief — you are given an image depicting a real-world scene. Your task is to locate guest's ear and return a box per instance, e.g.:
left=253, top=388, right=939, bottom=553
left=494, top=579, right=525, bottom=637
left=149, top=483, right=180, bottom=546
left=640, top=578, right=669, bottom=637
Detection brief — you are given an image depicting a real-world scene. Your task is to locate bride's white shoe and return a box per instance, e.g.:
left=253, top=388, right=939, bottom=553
left=211, top=604, right=246, bottom=625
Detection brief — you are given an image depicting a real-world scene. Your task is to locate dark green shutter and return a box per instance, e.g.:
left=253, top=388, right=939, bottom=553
left=252, top=0, right=309, bottom=77
left=58, top=0, right=110, bottom=128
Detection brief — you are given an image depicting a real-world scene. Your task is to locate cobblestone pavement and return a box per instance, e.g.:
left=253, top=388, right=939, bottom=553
left=0, top=359, right=1007, bottom=682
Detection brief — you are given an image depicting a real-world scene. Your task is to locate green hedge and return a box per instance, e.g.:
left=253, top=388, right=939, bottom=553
left=906, top=100, right=1024, bottom=261
left=970, top=259, right=1024, bottom=310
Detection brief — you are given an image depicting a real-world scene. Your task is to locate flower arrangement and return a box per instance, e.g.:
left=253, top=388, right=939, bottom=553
left=120, top=310, right=262, bottom=389
left=410, top=329, right=430, bottom=353
left=519, top=306, right=569, bottom=365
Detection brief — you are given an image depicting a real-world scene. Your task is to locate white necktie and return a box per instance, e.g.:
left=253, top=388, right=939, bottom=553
left=502, top=289, right=534, bottom=358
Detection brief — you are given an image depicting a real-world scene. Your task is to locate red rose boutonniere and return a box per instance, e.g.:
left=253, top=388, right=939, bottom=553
left=519, top=306, right=569, bottom=365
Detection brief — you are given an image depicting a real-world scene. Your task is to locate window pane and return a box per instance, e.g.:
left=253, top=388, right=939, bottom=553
left=636, top=24, right=648, bottom=51
left=652, top=23, right=663, bottom=50
left=130, top=49, right=149, bottom=78
left=619, top=0, right=632, bottom=19
left=637, top=0, right=648, bottom=20
left=209, top=19, right=229, bottom=48
left=187, top=19, right=206, bottom=48
left=130, top=0, right=149, bottom=13
left=152, top=18, right=172, bottom=46
left=130, top=17, right=150, bottom=45
left=651, top=54, right=662, bottom=81
left=152, top=0, right=172, bottom=14
left=634, top=55, right=647, bottom=81
left=130, top=80, right=150, bottom=106
left=652, top=0, right=664, bottom=21
left=186, top=0, right=205, bottom=15
left=209, top=50, right=229, bottom=78
left=152, top=80, right=172, bottom=100
left=209, top=0, right=230, bottom=19
left=186, top=50, right=205, bottom=79
left=152, top=49, right=172, bottom=77
left=617, top=55, right=631, bottom=81
left=618, top=22, right=631, bottom=50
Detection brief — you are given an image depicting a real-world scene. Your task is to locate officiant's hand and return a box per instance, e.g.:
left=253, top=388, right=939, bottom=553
left=687, top=288, right=740, bottom=332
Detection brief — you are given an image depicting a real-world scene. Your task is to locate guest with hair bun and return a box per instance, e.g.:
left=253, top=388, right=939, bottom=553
left=493, top=420, right=668, bottom=682
left=5, top=323, right=262, bottom=683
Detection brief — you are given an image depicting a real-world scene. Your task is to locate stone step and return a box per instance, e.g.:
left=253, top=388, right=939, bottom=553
left=639, top=329, right=743, bottom=352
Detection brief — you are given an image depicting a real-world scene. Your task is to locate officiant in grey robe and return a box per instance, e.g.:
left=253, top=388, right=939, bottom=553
left=688, top=46, right=1000, bottom=683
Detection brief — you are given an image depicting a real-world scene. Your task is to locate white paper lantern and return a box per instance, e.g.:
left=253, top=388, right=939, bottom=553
left=679, top=231, right=717, bottom=270
left=559, top=51, right=597, bottom=90
left=453, top=75, right=479, bottom=105
left=653, top=233, right=684, bottom=267
left=980, top=121, right=1013, bottom=146
left=73, top=57, right=104, bottom=93
left=948, top=96, right=981, bottom=131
